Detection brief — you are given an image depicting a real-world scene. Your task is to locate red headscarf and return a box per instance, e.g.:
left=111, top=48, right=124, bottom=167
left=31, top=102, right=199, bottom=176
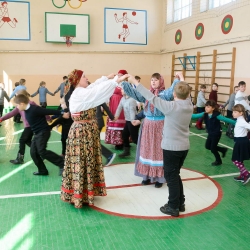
left=145, top=75, right=165, bottom=112
left=118, top=69, right=128, bottom=75
left=64, top=69, right=83, bottom=95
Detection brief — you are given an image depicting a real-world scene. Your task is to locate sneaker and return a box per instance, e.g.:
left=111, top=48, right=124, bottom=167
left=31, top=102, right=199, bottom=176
left=243, top=174, right=250, bottom=185
left=234, top=175, right=244, bottom=182
left=141, top=179, right=150, bottom=185
left=160, top=204, right=179, bottom=217
left=211, top=161, right=222, bottom=166
left=105, top=153, right=116, bottom=166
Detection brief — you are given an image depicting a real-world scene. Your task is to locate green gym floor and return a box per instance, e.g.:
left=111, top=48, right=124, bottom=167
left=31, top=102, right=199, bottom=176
left=0, top=118, right=250, bottom=250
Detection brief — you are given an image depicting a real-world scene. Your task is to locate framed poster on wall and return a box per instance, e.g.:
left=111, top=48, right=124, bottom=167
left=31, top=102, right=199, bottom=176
left=104, top=8, right=147, bottom=45
left=45, top=12, right=90, bottom=44
left=0, top=0, right=30, bottom=40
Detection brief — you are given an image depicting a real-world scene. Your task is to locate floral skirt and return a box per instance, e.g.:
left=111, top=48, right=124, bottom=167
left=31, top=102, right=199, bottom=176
left=61, top=120, right=107, bottom=208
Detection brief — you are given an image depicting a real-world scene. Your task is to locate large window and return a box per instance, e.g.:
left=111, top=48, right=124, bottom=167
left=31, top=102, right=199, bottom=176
left=167, top=0, right=192, bottom=24
left=200, top=0, right=236, bottom=12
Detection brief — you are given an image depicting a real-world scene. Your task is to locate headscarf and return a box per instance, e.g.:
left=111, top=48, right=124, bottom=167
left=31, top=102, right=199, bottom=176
left=118, top=69, right=128, bottom=75
left=145, top=75, right=165, bottom=112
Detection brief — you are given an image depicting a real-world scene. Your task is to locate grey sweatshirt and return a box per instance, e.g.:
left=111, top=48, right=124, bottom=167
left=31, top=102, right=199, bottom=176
left=115, top=96, right=137, bottom=121
left=196, top=91, right=206, bottom=107
left=0, top=88, right=10, bottom=105
left=223, top=93, right=235, bottom=111
left=136, top=84, right=193, bottom=151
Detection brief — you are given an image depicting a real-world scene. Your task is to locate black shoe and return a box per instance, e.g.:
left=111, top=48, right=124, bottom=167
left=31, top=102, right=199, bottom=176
left=10, top=153, right=24, bottom=164
left=160, top=204, right=179, bottom=217
left=155, top=182, right=163, bottom=188
left=15, top=121, right=23, bottom=123
left=222, top=148, right=228, bottom=158
left=141, top=179, right=150, bottom=185
left=33, top=171, right=49, bottom=176
left=211, top=161, right=222, bottom=166
left=163, top=203, right=185, bottom=212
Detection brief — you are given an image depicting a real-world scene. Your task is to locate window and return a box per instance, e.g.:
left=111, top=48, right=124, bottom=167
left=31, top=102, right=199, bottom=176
left=200, top=0, right=236, bottom=12
left=167, top=0, right=192, bottom=24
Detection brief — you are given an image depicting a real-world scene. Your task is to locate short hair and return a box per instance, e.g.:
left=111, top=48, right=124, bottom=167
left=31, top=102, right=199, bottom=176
left=19, top=79, right=26, bottom=85
left=17, top=89, right=30, bottom=97
left=15, top=82, right=19, bottom=87
left=205, top=100, right=219, bottom=112
left=14, top=94, right=29, bottom=104
left=151, top=73, right=161, bottom=80
left=135, top=76, right=141, bottom=80
left=200, top=84, right=206, bottom=89
left=234, top=86, right=239, bottom=90
left=63, top=76, right=68, bottom=80
left=238, top=81, right=246, bottom=87
left=174, top=81, right=190, bottom=100
left=213, top=83, right=218, bottom=88
left=40, top=81, right=46, bottom=86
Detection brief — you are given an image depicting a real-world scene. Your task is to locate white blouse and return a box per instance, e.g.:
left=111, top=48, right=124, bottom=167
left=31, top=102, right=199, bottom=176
left=69, top=76, right=119, bottom=113
left=234, top=116, right=250, bottom=137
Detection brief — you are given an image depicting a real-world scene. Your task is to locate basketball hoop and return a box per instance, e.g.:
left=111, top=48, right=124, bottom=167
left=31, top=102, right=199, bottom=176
left=63, top=36, right=74, bottom=47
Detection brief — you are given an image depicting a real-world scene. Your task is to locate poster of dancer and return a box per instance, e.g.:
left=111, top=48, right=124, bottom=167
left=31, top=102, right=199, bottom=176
left=104, top=8, right=147, bottom=45
left=0, top=1, right=30, bottom=40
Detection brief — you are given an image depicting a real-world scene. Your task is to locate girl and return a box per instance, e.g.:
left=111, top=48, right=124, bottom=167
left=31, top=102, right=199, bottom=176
left=122, top=72, right=182, bottom=188
left=231, top=104, right=250, bottom=185
left=114, top=88, right=139, bottom=157
left=31, top=81, right=54, bottom=108
left=192, top=100, right=234, bottom=166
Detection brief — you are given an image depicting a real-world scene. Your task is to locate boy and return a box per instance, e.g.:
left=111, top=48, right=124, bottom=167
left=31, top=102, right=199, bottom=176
left=222, top=85, right=239, bottom=118
left=209, top=83, right=218, bottom=104
left=14, top=94, right=69, bottom=176
left=235, top=81, right=250, bottom=112
left=54, top=76, right=68, bottom=98
left=195, top=84, right=206, bottom=130
left=127, top=75, right=193, bottom=217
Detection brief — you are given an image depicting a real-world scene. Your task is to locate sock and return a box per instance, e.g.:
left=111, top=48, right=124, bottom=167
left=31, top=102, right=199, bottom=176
left=233, top=161, right=249, bottom=177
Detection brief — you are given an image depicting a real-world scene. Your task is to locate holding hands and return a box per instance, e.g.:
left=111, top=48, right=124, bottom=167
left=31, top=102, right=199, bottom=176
left=175, top=72, right=184, bottom=81
left=131, top=120, right=141, bottom=126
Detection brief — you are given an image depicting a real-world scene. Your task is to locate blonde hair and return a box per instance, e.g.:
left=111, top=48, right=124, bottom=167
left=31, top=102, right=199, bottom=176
left=174, top=81, right=190, bottom=99
left=232, top=104, right=247, bottom=120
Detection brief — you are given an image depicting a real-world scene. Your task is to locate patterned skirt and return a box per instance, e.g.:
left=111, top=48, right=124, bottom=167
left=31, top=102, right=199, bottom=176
left=61, top=119, right=106, bottom=208
left=105, top=117, right=125, bottom=145
left=134, top=118, right=166, bottom=183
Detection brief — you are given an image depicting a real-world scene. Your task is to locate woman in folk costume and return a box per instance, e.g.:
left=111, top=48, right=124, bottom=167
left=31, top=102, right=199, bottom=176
left=60, top=69, right=125, bottom=208
left=105, top=69, right=127, bottom=150
left=122, top=72, right=184, bottom=188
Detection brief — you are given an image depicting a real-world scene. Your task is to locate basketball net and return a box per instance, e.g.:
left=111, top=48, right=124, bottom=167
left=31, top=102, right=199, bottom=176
left=64, top=36, right=74, bottom=47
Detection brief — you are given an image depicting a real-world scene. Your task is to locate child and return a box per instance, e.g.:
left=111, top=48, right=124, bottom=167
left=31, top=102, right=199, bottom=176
left=235, top=81, right=250, bottom=119
left=222, top=86, right=239, bottom=139
left=0, top=82, right=10, bottom=118
left=54, top=76, right=68, bottom=98
left=192, top=100, right=234, bottom=166
left=9, top=79, right=27, bottom=100
left=31, top=81, right=54, bottom=108
left=122, top=73, right=182, bottom=188
left=0, top=90, right=51, bottom=164
left=128, top=75, right=193, bottom=217
left=209, top=83, right=218, bottom=104
left=114, top=88, right=139, bottom=158
left=231, top=104, right=250, bottom=184
left=13, top=82, right=22, bottom=123
left=14, top=94, right=69, bottom=176
left=195, top=84, right=207, bottom=130
left=222, top=86, right=239, bottom=118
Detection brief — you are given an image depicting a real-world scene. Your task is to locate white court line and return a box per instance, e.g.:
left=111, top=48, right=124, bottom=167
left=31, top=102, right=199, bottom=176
left=189, top=131, right=233, bottom=150
left=0, top=172, right=240, bottom=200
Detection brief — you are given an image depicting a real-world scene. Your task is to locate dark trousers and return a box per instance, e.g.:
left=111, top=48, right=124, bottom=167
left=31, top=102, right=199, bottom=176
left=226, top=110, right=232, bottom=118
left=40, top=102, right=47, bottom=108
left=30, top=130, right=64, bottom=172
left=122, top=121, right=139, bottom=147
left=0, top=104, right=4, bottom=116
left=61, top=119, right=73, bottom=155
left=19, top=127, right=33, bottom=155
left=163, top=149, right=188, bottom=209
left=197, top=107, right=205, bottom=113
left=99, top=127, right=112, bottom=159
left=205, top=133, right=223, bottom=162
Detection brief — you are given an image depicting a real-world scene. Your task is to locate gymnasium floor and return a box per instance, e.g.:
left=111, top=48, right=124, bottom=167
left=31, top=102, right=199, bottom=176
left=0, top=118, right=250, bottom=250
